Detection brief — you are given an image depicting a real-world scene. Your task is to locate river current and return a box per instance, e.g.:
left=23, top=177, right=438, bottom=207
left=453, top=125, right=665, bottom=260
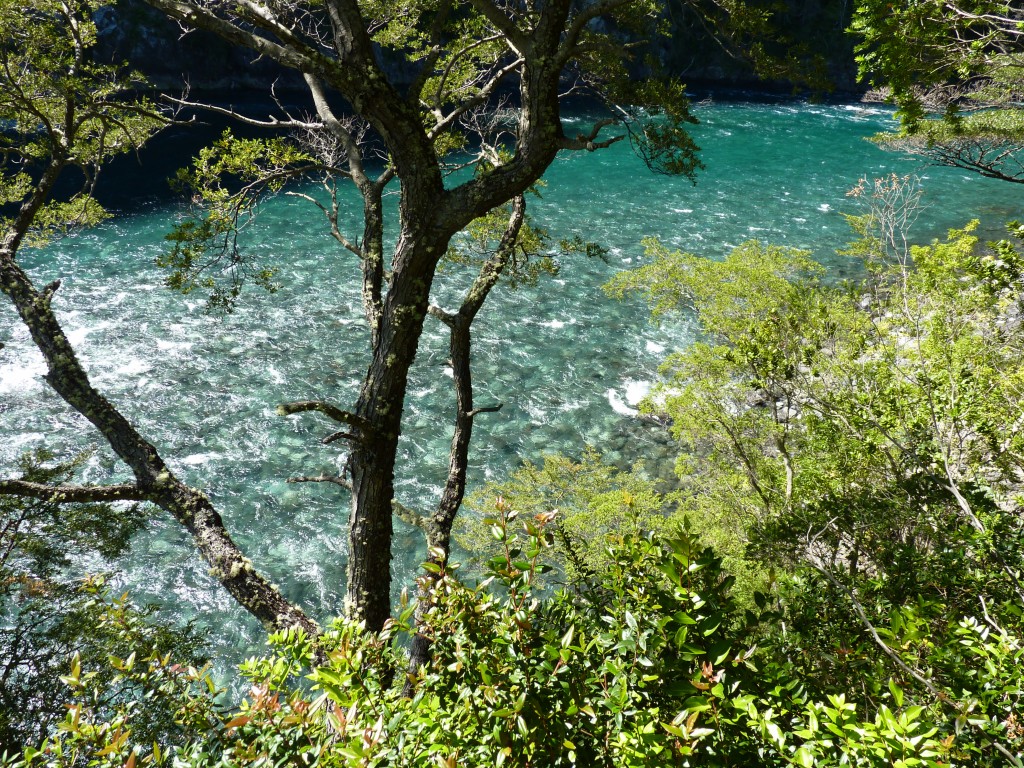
left=2, top=99, right=1022, bottom=670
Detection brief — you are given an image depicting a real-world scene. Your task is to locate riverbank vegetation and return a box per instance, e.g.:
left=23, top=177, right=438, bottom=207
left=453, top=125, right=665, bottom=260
left=2, top=0, right=1024, bottom=764
left=854, top=0, right=1024, bottom=184
left=7, top=177, right=1023, bottom=765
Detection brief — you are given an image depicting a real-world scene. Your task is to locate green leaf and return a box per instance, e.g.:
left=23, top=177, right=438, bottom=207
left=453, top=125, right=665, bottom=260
left=888, top=678, right=904, bottom=708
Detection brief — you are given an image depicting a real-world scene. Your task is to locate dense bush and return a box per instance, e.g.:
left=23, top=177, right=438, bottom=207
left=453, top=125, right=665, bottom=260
left=9, top=506, right=1022, bottom=766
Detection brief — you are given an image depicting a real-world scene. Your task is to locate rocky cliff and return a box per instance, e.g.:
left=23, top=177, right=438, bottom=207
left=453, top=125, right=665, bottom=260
left=95, top=0, right=860, bottom=97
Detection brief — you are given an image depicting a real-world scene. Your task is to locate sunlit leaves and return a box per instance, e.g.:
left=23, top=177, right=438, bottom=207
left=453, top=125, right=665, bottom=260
left=158, top=131, right=319, bottom=311
left=853, top=0, right=1024, bottom=181
left=9, top=518, right=1024, bottom=765
left=0, top=0, right=164, bottom=245
left=606, top=236, right=824, bottom=330
left=458, top=449, right=676, bottom=584
left=442, top=200, right=556, bottom=289
left=27, top=195, right=111, bottom=248
left=608, top=178, right=1024, bottom=657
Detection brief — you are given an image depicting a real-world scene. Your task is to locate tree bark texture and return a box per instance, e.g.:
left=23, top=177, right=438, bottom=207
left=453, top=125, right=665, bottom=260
left=137, top=0, right=627, bottom=634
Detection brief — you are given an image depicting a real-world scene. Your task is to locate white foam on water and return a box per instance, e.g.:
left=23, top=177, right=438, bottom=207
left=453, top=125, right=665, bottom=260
left=818, top=203, right=832, bottom=212
left=5, top=431, right=46, bottom=451
left=842, top=105, right=883, bottom=117
left=540, top=319, right=566, bottom=329
left=116, top=358, right=152, bottom=376
left=66, top=322, right=112, bottom=347
left=525, top=403, right=547, bottom=423
left=180, top=452, right=221, bottom=467
left=645, top=340, right=665, bottom=354
left=624, top=379, right=651, bottom=406
left=0, top=358, right=45, bottom=393
left=155, top=338, right=193, bottom=352
left=606, top=388, right=638, bottom=417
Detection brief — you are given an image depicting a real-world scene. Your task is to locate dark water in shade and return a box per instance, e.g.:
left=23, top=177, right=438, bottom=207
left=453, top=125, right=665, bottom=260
left=2, top=99, right=1022, bottom=674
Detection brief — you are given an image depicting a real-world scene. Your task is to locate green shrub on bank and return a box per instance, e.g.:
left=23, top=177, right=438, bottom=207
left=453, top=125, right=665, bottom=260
left=10, top=507, right=1022, bottom=766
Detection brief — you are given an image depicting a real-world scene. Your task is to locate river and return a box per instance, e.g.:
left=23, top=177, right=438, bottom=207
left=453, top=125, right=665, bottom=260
left=2, top=98, right=1021, bottom=671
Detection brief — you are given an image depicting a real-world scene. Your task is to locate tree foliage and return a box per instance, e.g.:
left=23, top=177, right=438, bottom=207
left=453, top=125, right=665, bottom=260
left=610, top=176, right=1024, bottom=599
left=606, top=174, right=1024, bottom=761
left=9, top=513, right=1023, bottom=765
left=852, top=0, right=1024, bottom=183
left=457, top=449, right=678, bottom=586
left=0, top=0, right=162, bottom=235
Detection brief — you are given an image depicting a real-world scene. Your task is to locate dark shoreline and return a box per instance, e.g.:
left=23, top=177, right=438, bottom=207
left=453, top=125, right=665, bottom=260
left=79, top=86, right=877, bottom=212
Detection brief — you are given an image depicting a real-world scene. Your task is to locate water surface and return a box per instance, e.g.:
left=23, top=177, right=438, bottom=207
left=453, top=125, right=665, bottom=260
left=2, top=99, right=1021, bottom=670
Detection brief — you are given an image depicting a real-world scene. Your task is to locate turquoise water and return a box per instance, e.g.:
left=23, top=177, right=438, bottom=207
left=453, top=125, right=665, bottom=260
left=2, top=100, right=1022, bottom=669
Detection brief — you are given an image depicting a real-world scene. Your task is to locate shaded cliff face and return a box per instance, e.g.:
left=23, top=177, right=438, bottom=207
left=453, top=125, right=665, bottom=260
left=93, top=0, right=304, bottom=92
left=659, top=0, right=858, bottom=92
left=95, top=0, right=859, bottom=95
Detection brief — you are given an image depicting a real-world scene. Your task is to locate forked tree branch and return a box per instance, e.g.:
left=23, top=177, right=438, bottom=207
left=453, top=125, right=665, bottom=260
left=406, top=195, right=526, bottom=687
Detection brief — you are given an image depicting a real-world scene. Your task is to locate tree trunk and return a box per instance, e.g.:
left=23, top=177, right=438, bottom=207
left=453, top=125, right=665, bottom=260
left=346, top=222, right=445, bottom=631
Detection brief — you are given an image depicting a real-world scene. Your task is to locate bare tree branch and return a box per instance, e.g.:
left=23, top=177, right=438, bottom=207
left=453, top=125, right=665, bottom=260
left=277, top=400, right=371, bottom=432
left=466, top=403, right=504, bottom=419
left=463, top=0, right=530, bottom=54
left=287, top=474, right=352, bottom=489
left=163, top=95, right=321, bottom=131
left=0, top=480, right=149, bottom=503
left=559, top=118, right=627, bottom=151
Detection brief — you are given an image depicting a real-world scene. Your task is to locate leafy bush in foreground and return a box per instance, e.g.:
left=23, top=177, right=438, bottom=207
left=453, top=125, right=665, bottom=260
left=10, top=505, right=1022, bottom=766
